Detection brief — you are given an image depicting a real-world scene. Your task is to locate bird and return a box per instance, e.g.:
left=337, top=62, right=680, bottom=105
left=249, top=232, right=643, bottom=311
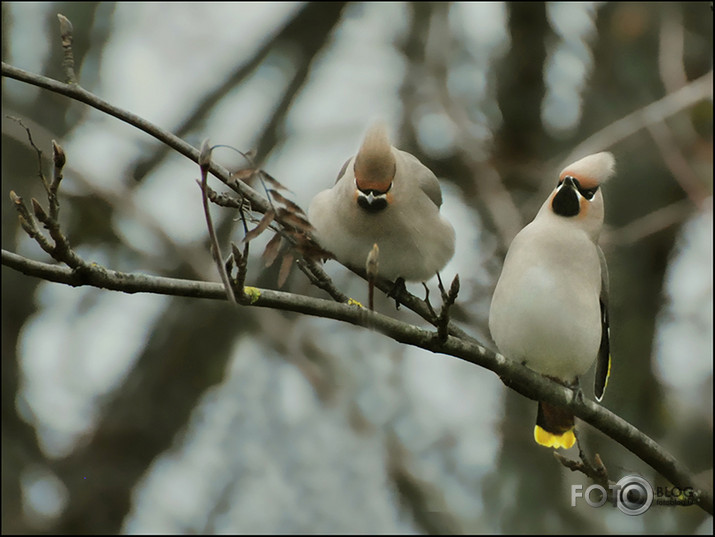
left=488, top=152, right=615, bottom=449
left=308, top=121, right=455, bottom=293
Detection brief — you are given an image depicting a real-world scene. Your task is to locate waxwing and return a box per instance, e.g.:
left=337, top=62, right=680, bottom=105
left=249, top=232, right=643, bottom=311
left=489, top=152, right=615, bottom=449
left=308, top=122, right=455, bottom=285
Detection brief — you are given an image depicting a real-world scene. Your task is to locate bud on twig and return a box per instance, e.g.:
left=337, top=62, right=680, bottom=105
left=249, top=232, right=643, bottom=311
left=57, top=13, right=73, bottom=43
left=366, top=243, right=379, bottom=281
left=10, top=190, right=22, bottom=206
left=366, top=243, right=379, bottom=312
left=52, top=140, right=66, bottom=169
left=199, top=138, right=212, bottom=170
left=57, top=14, right=77, bottom=84
left=448, top=274, right=460, bottom=304
left=31, top=198, right=48, bottom=222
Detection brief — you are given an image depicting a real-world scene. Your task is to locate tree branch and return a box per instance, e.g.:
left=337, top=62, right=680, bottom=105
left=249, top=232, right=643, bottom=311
left=3, top=59, right=712, bottom=515
left=1, top=60, right=470, bottom=337
left=2, top=248, right=711, bottom=515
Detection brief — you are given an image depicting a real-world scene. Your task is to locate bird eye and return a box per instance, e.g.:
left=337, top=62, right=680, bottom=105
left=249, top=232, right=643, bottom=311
left=573, top=179, right=599, bottom=200
left=560, top=176, right=598, bottom=200
left=579, top=186, right=598, bottom=200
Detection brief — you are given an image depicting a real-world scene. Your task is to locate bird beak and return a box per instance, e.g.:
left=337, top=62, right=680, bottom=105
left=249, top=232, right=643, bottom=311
left=561, top=176, right=577, bottom=190
left=355, top=179, right=391, bottom=213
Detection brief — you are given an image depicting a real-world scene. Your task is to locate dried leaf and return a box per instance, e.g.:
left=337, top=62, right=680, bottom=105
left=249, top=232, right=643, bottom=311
left=268, top=189, right=307, bottom=216
left=243, top=209, right=275, bottom=243
left=231, top=168, right=256, bottom=182
left=292, top=237, right=334, bottom=261
left=277, top=251, right=294, bottom=288
left=259, top=170, right=291, bottom=192
left=262, top=232, right=283, bottom=268
left=276, top=208, right=314, bottom=232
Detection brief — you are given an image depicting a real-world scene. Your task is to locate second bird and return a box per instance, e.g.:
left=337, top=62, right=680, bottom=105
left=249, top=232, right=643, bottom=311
left=489, top=152, right=615, bottom=450
left=308, top=122, right=455, bottom=284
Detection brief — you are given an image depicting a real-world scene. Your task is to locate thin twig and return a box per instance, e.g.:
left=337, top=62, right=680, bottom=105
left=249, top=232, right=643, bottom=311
left=561, top=70, right=714, bottom=167
left=6, top=116, right=50, bottom=191
left=435, top=274, right=460, bottom=342
left=199, top=139, right=236, bottom=304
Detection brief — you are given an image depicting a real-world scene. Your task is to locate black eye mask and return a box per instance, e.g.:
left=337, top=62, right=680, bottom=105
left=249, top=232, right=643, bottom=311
left=558, top=175, right=599, bottom=200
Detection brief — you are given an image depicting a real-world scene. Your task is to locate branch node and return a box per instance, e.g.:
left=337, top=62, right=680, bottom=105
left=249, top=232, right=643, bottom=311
left=435, top=274, right=460, bottom=341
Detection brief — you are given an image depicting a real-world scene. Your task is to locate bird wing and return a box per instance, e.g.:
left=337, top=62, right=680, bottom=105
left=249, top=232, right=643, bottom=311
left=594, top=245, right=611, bottom=401
left=334, top=157, right=352, bottom=185
left=399, top=150, right=443, bottom=207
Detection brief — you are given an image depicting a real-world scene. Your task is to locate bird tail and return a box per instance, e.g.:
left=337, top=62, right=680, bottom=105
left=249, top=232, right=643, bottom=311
left=534, top=401, right=576, bottom=449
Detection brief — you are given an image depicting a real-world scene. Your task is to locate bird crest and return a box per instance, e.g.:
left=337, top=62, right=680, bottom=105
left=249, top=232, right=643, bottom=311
left=559, top=152, right=616, bottom=190
left=354, top=121, right=396, bottom=192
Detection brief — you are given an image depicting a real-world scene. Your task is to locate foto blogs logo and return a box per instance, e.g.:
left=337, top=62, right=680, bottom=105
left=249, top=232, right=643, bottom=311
left=571, top=475, right=696, bottom=515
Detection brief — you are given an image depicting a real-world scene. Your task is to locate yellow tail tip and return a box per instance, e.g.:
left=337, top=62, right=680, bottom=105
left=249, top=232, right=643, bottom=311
left=534, top=426, right=576, bottom=449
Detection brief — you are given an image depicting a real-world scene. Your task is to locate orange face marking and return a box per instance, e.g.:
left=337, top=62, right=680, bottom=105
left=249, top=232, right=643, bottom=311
left=355, top=174, right=392, bottom=193
left=559, top=170, right=599, bottom=190
left=354, top=162, right=395, bottom=193
left=578, top=196, right=590, bottom=219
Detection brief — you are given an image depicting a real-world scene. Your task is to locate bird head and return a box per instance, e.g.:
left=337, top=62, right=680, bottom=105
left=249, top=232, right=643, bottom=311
left=353, top=121, right=396, bottom=213
left=546, top=152, right=615, bottom=238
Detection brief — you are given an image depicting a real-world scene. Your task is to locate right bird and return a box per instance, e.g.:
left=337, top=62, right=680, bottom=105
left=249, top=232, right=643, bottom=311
left=488, top=152, right=615, bottom=449
left=308, top=121, right=455, bottom=292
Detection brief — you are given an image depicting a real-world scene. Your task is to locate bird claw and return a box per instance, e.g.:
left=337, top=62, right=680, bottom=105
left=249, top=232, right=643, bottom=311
left=570, top=380, right=585, bottom=404
left=387, top=277, right=406, bottom=310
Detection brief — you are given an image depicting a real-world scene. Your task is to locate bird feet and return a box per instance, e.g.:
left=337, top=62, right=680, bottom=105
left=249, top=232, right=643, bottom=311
left=386, top=277, right=407, bottom=310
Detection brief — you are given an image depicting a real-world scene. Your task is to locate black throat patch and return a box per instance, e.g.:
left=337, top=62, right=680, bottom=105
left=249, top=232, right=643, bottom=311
left=357, top=189, right=389, bottom=213
left=552, top=186, right=580, bottom=217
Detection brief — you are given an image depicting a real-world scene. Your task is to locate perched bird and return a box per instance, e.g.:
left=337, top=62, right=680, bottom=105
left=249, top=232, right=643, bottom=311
left=308, top=122, right=455, bottom=287
left=489, top=152, right=615, bottom=449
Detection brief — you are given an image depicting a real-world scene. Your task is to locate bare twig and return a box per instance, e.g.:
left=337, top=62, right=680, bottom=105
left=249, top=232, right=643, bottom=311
left=49, top=140, right=65, bottom=220
left=198, top=139, right=236, bottom=304
left=295, top=259, right=350, bottom=303
left=561, top=70, right=714, bottom=167
left=645, top=120, right=709, bottom=206
left=6, top=133, right=87, bottom=270
left=6, top=116, right=50, bottom=191
left=554, top=429, right=610, bottom=489
left=435, top=274, right=460, bottom=342
left=1, top=62, right=273, bottom=218
left=606, top=200, right=693, bottom=246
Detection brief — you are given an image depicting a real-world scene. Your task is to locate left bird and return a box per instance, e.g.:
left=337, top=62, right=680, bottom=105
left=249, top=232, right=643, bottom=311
left=308, top=122, right=455, bottom=285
